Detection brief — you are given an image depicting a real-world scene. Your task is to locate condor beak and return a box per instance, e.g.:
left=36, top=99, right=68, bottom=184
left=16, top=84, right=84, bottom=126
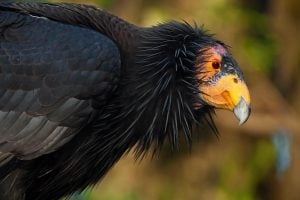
left=233, top=97, right=251, bottom=125
left=199, top=74, right=251, bottom=125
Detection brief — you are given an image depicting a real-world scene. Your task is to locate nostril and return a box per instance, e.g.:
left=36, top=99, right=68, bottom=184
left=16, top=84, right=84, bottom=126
left=233, top=78, right=238, bottom=83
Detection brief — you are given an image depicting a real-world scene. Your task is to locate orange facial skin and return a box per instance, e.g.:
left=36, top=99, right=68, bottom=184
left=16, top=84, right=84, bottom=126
left=196, top=46, right=250, bottom=111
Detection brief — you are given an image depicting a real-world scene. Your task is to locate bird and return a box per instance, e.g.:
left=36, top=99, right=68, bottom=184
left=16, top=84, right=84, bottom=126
left=0, top=2, right=251, bottom=200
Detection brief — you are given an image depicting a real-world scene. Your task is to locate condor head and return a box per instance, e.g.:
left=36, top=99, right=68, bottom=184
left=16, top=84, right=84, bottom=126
left=196, top=43, right=251, bottom=125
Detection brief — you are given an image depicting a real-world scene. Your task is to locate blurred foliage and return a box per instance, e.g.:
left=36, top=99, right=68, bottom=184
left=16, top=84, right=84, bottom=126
left=94, top=0, right=115, bottom=8
left=238, top=9, right=277, bottom=73
left=217, top=140, right=275, bottom=200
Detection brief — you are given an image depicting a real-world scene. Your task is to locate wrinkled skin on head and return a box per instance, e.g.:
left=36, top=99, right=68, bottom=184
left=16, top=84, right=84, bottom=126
left=196, top=43, right=251, bottom=124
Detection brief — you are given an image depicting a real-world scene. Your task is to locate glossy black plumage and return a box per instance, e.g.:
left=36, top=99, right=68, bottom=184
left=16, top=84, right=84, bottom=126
left=0, top=2, right=229, bottom=200
left=0, top=9, right=120, bottom=162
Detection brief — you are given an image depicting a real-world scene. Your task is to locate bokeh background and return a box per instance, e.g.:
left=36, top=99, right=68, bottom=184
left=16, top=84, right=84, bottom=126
left=12, top=0, right=300, bottom=199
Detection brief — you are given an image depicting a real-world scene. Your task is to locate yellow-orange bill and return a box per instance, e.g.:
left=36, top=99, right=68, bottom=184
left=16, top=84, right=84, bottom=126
left=199, top=74, right=251, bottom=124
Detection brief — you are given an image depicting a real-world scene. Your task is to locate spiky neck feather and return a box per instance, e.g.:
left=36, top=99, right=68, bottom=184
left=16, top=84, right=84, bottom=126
left=107, top=22, right=218, bottom=155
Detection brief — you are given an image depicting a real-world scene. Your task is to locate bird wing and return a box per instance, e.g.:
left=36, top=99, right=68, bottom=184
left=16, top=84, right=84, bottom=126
left=0, top=9, right=120, bottom=165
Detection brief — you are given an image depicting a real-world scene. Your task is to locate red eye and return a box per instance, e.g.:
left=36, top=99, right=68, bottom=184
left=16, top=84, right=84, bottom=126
left=212, top=61, right=221, bottom=69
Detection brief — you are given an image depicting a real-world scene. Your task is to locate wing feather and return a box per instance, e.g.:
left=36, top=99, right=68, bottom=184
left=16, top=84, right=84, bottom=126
left=0, top=9, right=120, bottom=165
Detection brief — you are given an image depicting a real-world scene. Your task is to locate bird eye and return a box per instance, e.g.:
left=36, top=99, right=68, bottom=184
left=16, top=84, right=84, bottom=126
left=212, top=61, right=221, bottom=69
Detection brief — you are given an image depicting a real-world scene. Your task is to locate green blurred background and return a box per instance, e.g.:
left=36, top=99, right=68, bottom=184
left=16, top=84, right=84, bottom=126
left=17, top=0, right=300, bottom=199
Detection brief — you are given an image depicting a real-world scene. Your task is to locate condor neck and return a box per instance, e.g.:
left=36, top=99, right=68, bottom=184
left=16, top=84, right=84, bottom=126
left=114, top=22, right=217, bottom=152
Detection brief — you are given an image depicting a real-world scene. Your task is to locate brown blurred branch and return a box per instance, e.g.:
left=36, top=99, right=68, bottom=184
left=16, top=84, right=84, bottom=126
left=217, top=112, right=300, bottom=137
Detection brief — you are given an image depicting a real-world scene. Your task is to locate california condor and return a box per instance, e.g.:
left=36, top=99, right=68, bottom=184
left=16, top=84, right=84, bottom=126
left=0, top=2, right=251, bottom=200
